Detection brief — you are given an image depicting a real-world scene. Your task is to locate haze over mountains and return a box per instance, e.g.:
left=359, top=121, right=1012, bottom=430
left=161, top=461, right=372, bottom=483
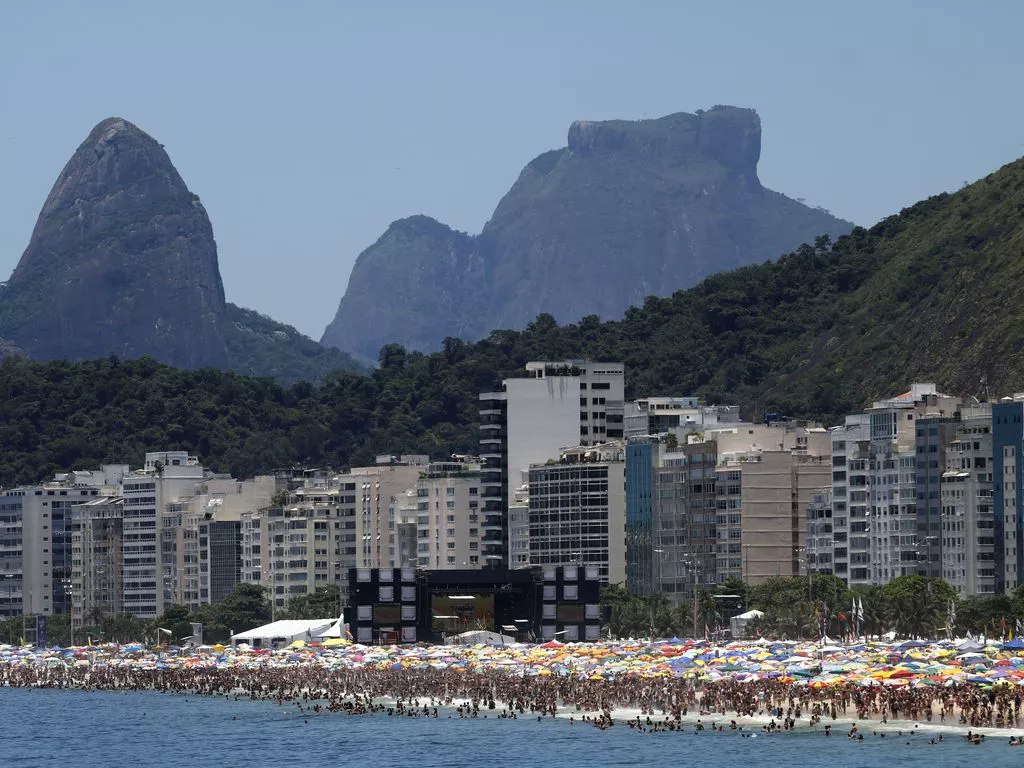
left=321, top=106, right=853, bottom=361
left=0, top=118, right=360, bottom=382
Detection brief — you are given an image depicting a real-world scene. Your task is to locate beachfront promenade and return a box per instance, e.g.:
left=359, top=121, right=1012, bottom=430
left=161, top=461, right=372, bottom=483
left=2, top=639, right=1023, bottom=735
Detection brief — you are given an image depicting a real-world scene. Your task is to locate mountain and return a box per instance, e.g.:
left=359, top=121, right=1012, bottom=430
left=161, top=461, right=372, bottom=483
left=0, top=117, right=360, bottom=381
left=3, top=153, right=1023, bottom=487
left=322, top=106, right=853, bottom=360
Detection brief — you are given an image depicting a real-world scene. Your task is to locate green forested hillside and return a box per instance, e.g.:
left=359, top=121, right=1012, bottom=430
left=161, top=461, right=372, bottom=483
left=2, top=158, right=1022, bottom=486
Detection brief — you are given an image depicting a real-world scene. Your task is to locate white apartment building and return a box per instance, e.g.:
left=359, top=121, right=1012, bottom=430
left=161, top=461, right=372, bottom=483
left=2, top=465, right=127, bottom=619
left=832, top=384, right=961, bottom=589
left=479, top=361, right=624, bottom=569
left=122, top=451, right=205, bottom=619
left=624, top=397, right=740, bottom=439
left=349, top=456, right=429, bottom=571
left=941, top=405, right=995, bottom=596
left=527, top=442, right=626, bottom=584
left=411, top=460, right=483, bottom=569
left=242, top=457, right=426, bottom=614
left=161, top=475, right=275, bottom=610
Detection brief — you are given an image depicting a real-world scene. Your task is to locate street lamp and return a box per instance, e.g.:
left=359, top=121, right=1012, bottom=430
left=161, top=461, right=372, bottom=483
left=652, top=549, right=664, bottom=598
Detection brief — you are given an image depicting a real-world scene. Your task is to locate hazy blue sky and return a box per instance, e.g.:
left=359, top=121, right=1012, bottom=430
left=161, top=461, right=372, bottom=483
left=2, top=1, right=1022, bottom=338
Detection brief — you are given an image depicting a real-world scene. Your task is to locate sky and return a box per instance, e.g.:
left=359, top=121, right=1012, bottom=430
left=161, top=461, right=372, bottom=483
left=2, top=1, right=1023, bottom=339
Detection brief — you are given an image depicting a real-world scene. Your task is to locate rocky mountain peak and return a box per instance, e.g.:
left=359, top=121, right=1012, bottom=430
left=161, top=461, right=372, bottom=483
left=322, top=106, right=851, bottom=361
left=567, top=105, right=760, bottom=178
left=1, top=117, right=229, bottom=368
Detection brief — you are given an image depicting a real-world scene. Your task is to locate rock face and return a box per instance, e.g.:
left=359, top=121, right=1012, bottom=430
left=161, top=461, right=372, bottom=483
left=1, top=118, right=361, bottom=380
left=322, top=215, right=480, bottom=358
left=322, top=106, right=854, bottom=360
left=1, top=118, right=229, bottom=368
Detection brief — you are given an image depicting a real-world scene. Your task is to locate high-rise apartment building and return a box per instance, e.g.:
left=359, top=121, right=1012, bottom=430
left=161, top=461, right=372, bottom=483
left=832, top=384, right=961, bottom=589
left=992, top=396, right=1024, bottom=592
left=625, top=437, right=657, bottom=595
left=805, top=489, right=834, bottom=576
left=1, top=465, right=127, bottom=619
left=121, top=452, right=206, bottom=619
left=479, top=361, right=624, bottom=569
left=941, top=404, right=995, bottom=596
left=70, top=496, right=125, bottom=628
left=411, top=460, right=483, bottom=569
left=242, top=457, right=427, bottom=614
left=527, top=443, right=626, bottom=583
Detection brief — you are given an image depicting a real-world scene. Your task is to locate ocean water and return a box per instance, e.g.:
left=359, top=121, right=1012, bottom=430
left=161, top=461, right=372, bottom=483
left=3, top=687, right=1023, bottom=768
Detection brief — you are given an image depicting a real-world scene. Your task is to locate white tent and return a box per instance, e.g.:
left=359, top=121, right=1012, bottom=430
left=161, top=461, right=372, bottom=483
left=445, top=630, right=515, bottom=646
left=729, top=609, right=765, bottom=640
left=734, top=609, right=765, bottom=620
left=230, top=619, right=335, bottom=649
left=318, top=613, right=350, bottom=639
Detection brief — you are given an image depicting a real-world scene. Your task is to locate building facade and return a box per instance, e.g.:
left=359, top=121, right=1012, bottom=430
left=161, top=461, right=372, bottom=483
left=832, top=384, right=961, bottom=589
left=625, top=437, right=657, bottom=595
left=527, top=443, right=626, bottom=584
left=940, top=408, right=995, bottom=596
left=992, top=397, right=1024, bottom=592
left=411, top=460, right=483, bottom=569
left=479, top=361, right=624, bottom=569
left=2, top=466, right=127, bottom=619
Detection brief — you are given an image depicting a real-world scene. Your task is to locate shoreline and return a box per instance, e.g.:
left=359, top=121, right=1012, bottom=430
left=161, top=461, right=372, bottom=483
left=5, top=675, right=1022, bottom=740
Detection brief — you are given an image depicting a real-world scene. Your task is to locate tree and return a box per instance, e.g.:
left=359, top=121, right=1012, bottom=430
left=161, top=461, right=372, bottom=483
left=280, top=585, right=341, bottom=620
left=880, top=576, right=958, bottom=638
left=197, top=583, right=271, bottom=642
left=154, top=603, right=193, bottom=644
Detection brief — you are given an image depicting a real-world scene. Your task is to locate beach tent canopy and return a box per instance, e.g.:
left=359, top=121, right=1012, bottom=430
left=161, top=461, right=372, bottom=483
left=230, top=619, right=335, bottom=649
left=957, top=638, right=985, bottom=652
left=1002, top=637, right=1024, bottom=650
left=318, top=614, right=350, bottom=639
left=445, top=630, right=515, bottom=646
left=734, top=610, right=765, bottom=620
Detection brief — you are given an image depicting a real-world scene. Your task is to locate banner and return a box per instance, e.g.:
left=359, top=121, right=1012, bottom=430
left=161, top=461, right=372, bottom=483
left=35, top=615, right=47, bottom=648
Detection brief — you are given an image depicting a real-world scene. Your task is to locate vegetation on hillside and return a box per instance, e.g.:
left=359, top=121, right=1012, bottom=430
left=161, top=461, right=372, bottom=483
left=223, top=303, right=364, bottom=382
left=1, top=159, right=1023, bottom=487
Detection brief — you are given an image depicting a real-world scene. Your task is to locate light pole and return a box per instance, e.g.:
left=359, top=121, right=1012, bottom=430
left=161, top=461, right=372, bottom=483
left=916, top=535, right=938, bottom=578
left=652, top=549, right=664, bottom=598
left=685, top=558, right=702, bottom=639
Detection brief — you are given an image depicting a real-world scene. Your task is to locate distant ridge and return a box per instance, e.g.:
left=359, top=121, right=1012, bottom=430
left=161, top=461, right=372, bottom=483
left=322, top=105, right=853, bottom=360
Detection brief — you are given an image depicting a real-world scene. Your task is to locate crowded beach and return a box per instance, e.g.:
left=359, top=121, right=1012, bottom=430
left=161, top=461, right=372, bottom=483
left=4, top=637, right=1024, bottom=745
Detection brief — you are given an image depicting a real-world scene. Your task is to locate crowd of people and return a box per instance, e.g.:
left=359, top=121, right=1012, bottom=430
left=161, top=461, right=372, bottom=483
left=2, top=659, right=1023, bottom=737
